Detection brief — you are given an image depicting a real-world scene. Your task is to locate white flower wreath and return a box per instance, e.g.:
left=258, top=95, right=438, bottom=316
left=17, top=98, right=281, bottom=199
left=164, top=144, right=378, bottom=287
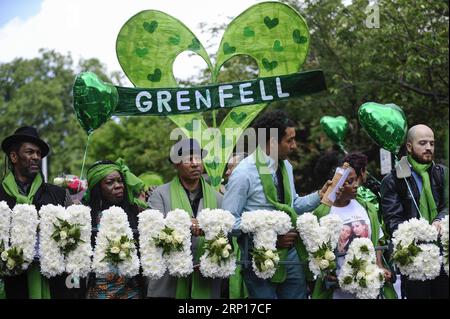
left=138, top=209, right=166, bottom=279
left=164, top=209, right=193, bottom=277
left=39, top=204, right=92, bottom=278
left=197, top=208, right=236, bottom=278
left=296, top=213, right=342, bottom=277
left=241, top=210, right=291, bottom=279
left=392, top=218, right=441, bottom=281
left=92, top=206, right=140, bottom=277
left=0, top=204, right=38, bottom=275
left=338, top=238, right=385, bottom=299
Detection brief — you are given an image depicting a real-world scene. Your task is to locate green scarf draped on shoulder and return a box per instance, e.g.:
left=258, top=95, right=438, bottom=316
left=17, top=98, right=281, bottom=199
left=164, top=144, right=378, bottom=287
left=311, top=197, right=397, bottom=299
left=169, top=176, right=217, bottom=299
left=1, top=170, right=51, bottom=299
left=85, top=158, right=147, bottom=209
left=254, top=147, right=312, bottom=283
left=407, top=155, right=438, bottom=223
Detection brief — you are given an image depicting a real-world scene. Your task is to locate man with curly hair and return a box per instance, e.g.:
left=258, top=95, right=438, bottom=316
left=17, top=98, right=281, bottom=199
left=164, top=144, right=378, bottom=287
left=223, top=110, right=330, bottom=299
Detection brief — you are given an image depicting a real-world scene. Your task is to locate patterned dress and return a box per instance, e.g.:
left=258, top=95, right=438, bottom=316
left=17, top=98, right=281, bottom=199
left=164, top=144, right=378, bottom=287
left=87, top=208, right=141, bottom=299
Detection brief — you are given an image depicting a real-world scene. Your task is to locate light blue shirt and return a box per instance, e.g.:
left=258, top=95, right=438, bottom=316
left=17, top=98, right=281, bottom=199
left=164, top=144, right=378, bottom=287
left=222, top=151, right=321, bottom=229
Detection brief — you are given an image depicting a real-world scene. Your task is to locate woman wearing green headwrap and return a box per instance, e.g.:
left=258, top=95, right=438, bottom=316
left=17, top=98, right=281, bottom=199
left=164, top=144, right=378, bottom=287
left=311, top=153, right=397, bottom=299
left=83, top=159, right=146, bottom=299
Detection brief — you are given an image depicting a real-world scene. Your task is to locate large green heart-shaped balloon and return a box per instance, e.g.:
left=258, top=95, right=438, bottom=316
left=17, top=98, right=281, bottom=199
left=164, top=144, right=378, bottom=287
left=358, top=102, right=408, bottom=154
left=320, top=115, right=348, bottom=145
left=73, top=72, right=118, bottom=134
left=116, top=2, right=310, bottom=187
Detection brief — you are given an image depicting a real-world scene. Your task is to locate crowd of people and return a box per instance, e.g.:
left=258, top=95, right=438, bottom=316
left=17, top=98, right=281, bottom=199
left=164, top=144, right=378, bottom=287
left=0, top=110, right=448, bottom=299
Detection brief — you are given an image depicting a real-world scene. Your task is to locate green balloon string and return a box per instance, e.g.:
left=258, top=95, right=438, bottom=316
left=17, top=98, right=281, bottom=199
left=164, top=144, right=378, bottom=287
left=78, top=133, right=92, bottom=191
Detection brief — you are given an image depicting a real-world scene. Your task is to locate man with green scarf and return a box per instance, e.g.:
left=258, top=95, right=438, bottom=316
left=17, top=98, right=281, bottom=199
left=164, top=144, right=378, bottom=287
left=222, top=110, right=330, bottom=299
left=0, top=126, right=82, bottom=299
left=381, top=124, right=449, bottom=299
left=146, top=138, right=223, bottom=298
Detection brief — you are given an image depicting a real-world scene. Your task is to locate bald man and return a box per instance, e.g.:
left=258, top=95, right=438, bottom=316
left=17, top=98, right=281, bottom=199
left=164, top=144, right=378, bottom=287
left=381, top=124, right=448, bottom=299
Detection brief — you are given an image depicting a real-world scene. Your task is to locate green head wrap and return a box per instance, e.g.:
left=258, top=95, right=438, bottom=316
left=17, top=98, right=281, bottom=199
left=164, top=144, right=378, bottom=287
left=85, top=158, right=148, bottom=209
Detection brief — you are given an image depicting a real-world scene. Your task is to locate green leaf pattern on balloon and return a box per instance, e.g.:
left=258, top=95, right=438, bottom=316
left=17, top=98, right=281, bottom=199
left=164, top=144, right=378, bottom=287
left=223, top=42, right=236, bottom=54
left=116, top=3, right=310, bottom=189
left=243, top=26, right=255, bottom=37
left=264, top=16, right=279, bottom=29
left=273, top=40, right=284, bottom=52
left=188, top=38, right=201, bottom=51
left=293, top=29, right=308, bottom=44
left=143, top=21, right=158, bottom=33
left=230, top=111, right=247, bottom=125
left=147, top=69, right=162, bottom=82
left=262, top=58, right=278, bottom=71
left=169, top=34, right=181, bottom=45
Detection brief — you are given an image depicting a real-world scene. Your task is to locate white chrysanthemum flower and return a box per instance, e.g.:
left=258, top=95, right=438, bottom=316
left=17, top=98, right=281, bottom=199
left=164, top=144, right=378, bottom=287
left=92, top=206, right=139, bottom=277
left=10, top=204, right=39, bottom=271
left=241, top=210, right=292, bottom=279
left=164, top=209, right=193, bottom=277
left=338, top=238, right=384, bottom=299
left=196, top=209, right=236, bottom=278
left=392, top=218, right=442, bottom=280
left=296, top=213, right=341, bottom=277
left=138, top=209, right=166, bottom=279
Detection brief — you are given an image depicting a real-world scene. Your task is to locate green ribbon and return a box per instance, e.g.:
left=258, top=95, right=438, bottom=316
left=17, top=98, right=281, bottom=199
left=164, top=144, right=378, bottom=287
left=407, top=155, right=438, bottom=223
left=1, top=171, right=51, bottom=299
left=228, top=237, right=248, bottom=299
left=169, top=176, right=217, bottom=299
left=311, top=199, right=397, bottom=299
left=85, top=158, right=147, bottom=209
left=112, top=71, right=326, bottom=116
left=254, top=147, right=311, bottom=283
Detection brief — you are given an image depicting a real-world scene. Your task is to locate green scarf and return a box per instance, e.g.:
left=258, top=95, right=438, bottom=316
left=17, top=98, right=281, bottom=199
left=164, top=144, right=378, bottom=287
left=85, top=158, right=148, bottom=209
left=254, top=147, right=311, bottom=283
left=311, top=198, right=397, bottom=299
left=169, top=176, right=217, bottom=299
left=407, top=155, right=438, bottom=223
left=228, top=237, right=248, bottom=299
left=1, top=171, right=51, bottom=299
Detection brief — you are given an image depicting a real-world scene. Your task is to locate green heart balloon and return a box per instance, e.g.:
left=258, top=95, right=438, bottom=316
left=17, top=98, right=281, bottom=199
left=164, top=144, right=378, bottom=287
left=358, top=102, right=408, bottom=154
left=320, top=115, right=348, bottom=145
left=73, top=72, right=118, bottom=134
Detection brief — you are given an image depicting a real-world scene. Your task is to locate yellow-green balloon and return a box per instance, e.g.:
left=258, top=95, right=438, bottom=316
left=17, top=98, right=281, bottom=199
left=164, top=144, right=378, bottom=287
left=73, top=72, right=118, bottom=134
left=358, top=102, right=408, bottom=154
left=320, top=115, right=348, bottom=145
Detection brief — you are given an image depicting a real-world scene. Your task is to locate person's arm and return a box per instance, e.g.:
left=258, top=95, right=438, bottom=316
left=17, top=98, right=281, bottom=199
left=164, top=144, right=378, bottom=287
left=376, top=248, right=392, bottom=282
left=292, top=180, right=331, bottom=214
left=222, top=169, right=250, bottom=230
left=380, top=174, right=405, bottom=236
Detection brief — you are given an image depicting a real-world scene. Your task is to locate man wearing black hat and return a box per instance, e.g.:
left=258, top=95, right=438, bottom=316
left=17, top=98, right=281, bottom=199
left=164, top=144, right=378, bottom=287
left=145, top=138, right=223, bottom=298
left=0, top=126, right=80, bottom=299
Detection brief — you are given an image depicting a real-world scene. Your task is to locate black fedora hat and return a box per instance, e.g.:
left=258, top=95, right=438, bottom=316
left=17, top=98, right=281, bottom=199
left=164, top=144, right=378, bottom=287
left=169, top=138, right=207, bottom=164
left=1, top=126, right=50, bottom=157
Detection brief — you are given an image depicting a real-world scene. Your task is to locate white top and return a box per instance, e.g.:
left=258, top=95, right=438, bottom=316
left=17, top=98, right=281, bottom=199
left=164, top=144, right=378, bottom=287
left=330, top=199, right=383, bottom=299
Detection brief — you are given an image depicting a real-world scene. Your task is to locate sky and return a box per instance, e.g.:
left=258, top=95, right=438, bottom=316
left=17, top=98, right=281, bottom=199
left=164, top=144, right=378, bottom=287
left=0, top=0, right=260, bottom=82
